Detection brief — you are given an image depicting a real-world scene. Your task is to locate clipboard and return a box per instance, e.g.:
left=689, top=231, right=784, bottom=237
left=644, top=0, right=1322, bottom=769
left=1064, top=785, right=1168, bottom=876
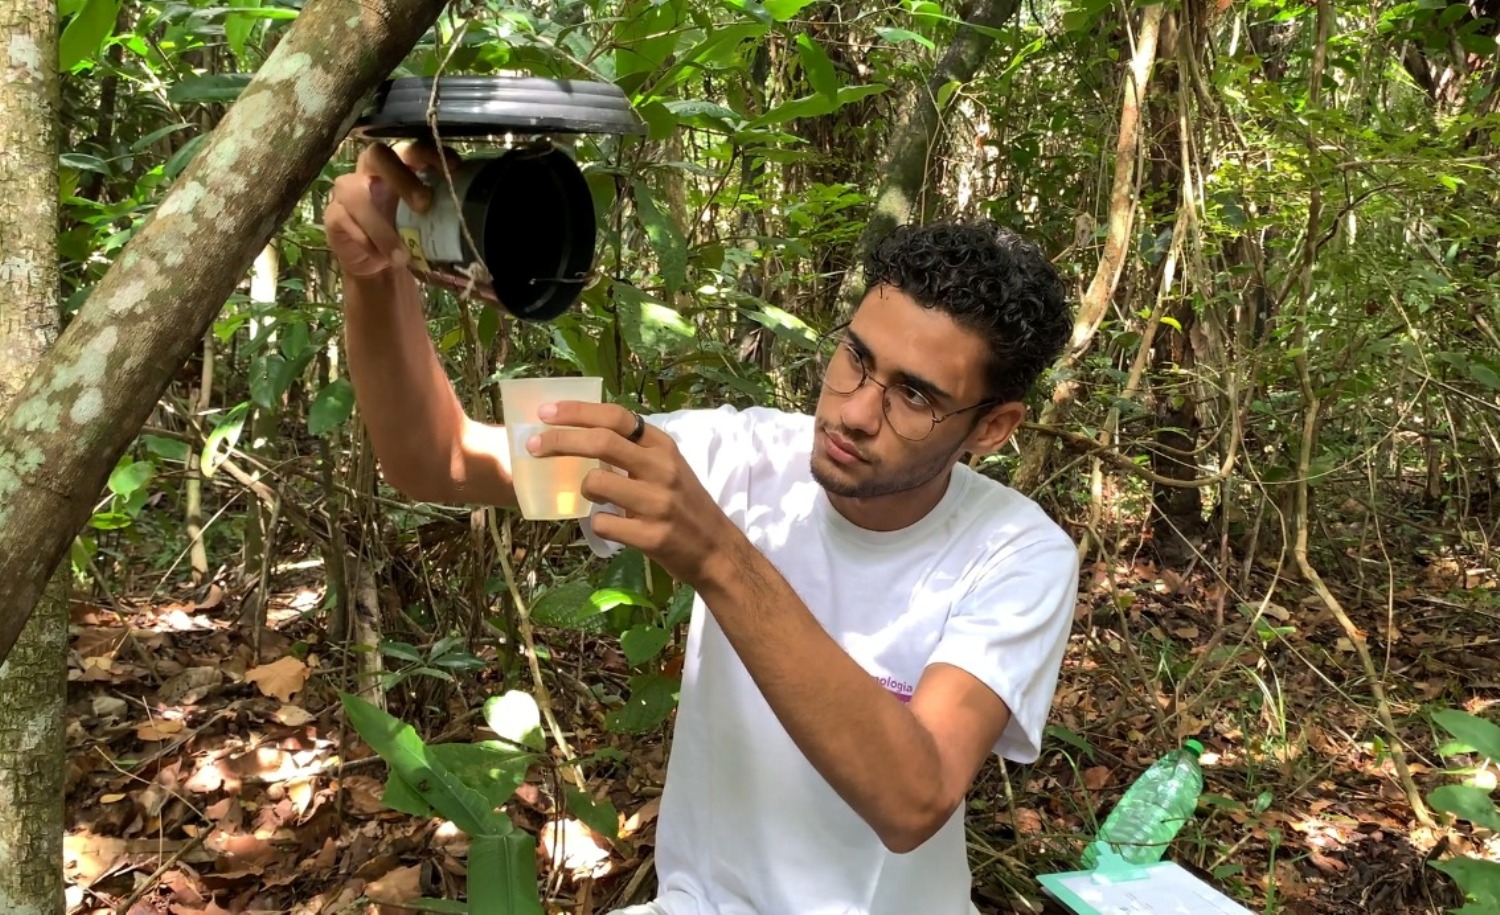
left=1038, top=846, right=1253, bottom=915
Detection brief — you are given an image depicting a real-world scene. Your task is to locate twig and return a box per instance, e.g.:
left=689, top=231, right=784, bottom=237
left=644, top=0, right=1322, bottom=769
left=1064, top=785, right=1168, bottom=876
left=487, top=511, right=584, bottom=788
left=114, top=830, right=208, bottom=914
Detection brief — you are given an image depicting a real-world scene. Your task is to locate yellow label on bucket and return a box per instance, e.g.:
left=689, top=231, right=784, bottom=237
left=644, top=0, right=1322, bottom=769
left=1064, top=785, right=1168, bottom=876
left=399, top=227, right=431, bottom=273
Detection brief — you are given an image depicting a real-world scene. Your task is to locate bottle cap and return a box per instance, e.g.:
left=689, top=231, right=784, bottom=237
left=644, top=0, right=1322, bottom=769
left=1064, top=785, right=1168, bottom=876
left=1184, top=738, right=1205, bottom=757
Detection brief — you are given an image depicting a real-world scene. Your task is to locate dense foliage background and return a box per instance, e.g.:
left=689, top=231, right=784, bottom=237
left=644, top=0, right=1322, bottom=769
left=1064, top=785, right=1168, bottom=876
left=30, top=0, right=1500, bottom=911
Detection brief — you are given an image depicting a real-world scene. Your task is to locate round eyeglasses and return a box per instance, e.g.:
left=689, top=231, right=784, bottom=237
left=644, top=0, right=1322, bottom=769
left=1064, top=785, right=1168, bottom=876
left=822, top=341, right=998, bottom=442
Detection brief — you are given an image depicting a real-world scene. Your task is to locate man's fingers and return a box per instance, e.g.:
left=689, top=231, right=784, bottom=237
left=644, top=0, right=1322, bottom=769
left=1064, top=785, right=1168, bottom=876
left=528, top=426, right=641, bottom=469
left=540, top=401, right=660, bottom=445
left=357, top=142, right=433, bottom=214
left=395, top=139, right=463, bottom=174
left=337, top=177, right=409, bottom=269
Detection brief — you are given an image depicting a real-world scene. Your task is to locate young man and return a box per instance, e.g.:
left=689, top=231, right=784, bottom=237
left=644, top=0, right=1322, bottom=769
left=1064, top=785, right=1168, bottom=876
left=327, top=142, right=1079, bottom=915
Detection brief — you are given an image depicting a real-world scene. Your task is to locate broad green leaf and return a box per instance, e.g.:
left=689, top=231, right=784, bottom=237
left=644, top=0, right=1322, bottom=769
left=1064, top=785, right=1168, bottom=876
left=621, top=626, right=672, bottom=666
left=764, top=0, right=818, bottom=19
left=747, top=84, right=887, bottom=129
left=308, top=378, right=355, bottom=437
left=530, top=579, right=608, bottom=632
left=874, top=26, right=934, bottom=50
left=61, top=153, right=109, bottom=174
left=1470, top=362, right=1500, bottom=391
left=566, top=786, right=621, bottom=841
left=664, top=585, right=696, bottom=628
left=60, top=0, right=122, bottom=70
left=433, top=743, right=533, bottom=809
left=664, top=99, right=743, bottom=129
left=484, top=691, right=545, bottom=752
left=1432, top=856, right=1500, bottom=909
left=167, top=74, right=254, bottom=105
left=605, top=674, right=679, bottom=734
left=339, top=692, right=499, bottom=837
left=201, top=402, right=249, bottom=477
left=1434, top=709, right=1500, bottom=761
left=796, top=34, right=838, bottom=101
left=632, top=179, right=687, bottom=298
left=107, top=460, right=154, bottom=497
left=141, top=434, right=190, bottom=464
left=1430, top=785, right=1500, bottom=831
left=935, top=79, right=962, bottom=110
left=468, top=833, right=543, bottom=915
left=591, top=588, right=656, bottom=614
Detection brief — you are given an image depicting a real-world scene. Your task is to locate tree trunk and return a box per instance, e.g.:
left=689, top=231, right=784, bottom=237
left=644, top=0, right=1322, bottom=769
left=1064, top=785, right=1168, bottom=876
left=0, top=1, right=65, bottom=912
left=834, top=0, right=1020, bottom=313
left=1012, top=4, right=1165, bottom=494
left=0, top=0, right=452, bottom=665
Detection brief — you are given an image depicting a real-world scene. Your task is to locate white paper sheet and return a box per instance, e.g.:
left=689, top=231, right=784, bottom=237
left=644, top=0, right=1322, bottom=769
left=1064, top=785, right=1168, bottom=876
left=1039, top=861, right=1254, bottom=915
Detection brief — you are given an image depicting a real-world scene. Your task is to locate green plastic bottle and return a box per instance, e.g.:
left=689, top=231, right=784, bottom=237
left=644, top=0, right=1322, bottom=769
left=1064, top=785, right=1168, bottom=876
left=1082, top=739, right=1205, bottom=868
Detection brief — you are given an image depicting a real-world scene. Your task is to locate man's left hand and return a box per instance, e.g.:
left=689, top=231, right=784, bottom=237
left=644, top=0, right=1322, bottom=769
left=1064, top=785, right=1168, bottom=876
left=526, top=402, right=738, bottom=587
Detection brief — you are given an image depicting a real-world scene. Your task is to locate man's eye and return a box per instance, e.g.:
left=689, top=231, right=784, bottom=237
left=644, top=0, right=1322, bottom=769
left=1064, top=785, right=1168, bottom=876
left=895, top=385, right=929, bottom=409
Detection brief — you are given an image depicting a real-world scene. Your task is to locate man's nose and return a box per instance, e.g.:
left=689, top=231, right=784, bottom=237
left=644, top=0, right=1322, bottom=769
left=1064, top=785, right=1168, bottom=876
left=840, top=381, right=885, bottom=436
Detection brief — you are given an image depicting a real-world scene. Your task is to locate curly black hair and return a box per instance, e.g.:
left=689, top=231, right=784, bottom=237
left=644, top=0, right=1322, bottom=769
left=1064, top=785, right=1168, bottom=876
left=861, top=221, right=1072, bottom=404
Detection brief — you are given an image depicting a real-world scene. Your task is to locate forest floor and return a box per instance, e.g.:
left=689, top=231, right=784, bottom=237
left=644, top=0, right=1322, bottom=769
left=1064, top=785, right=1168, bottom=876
left=59, top=527, right=1499, bottom=915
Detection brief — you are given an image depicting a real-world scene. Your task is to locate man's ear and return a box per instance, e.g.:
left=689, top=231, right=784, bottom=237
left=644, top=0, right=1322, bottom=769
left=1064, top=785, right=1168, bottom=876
left=965, top=401, right=1027, bottom=456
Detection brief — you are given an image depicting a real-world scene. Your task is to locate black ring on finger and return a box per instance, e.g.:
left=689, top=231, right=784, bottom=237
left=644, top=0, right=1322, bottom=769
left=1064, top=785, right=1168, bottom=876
left=627, top=412, right=647, bottom=444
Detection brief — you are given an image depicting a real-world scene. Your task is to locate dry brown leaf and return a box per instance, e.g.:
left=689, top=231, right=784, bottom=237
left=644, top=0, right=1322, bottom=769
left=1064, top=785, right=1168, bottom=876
left=540, top=817, right=613, bottom=878
left=245, top=656, right=310, bottom=702
left=98, top=793, right=127, bottom=804
left=185, top=760, right=224, bottom=794
left=170, top=901, right=233, bottom=915
left=1082, top=766, right=1113, bottom=791
left=64, top=832, right=127, bottom=884
left=136, top=718, right=186, bottom=741
left=621, top=796, right=661, bottom=839
left=158, top=667, right=224, bottom=705
left=342, top=775, right=387, bottom=815
left=365, top=864, right=422, bottom=905
left=1012, top=808, right=1045, bottom=835
left=273, top=704, right=316, bottom=726
left=1171, top=626, right=1200, bottom=639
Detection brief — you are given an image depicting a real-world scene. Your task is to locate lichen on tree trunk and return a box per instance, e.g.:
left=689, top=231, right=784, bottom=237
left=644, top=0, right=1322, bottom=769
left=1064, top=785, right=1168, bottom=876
left=0, top=0, right=454, bottom=665
left=0, top=1, right=65, bottom=912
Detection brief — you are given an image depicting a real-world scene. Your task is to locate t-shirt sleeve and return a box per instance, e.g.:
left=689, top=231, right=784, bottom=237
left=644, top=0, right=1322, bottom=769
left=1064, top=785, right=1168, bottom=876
left=924, top=531, right=1079, bottom=763
left=581, top=405, right=751, bottom=558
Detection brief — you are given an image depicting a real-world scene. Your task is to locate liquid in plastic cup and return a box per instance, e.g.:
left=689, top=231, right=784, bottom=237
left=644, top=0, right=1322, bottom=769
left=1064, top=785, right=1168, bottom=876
left=500, top=376, right=603, bottom=520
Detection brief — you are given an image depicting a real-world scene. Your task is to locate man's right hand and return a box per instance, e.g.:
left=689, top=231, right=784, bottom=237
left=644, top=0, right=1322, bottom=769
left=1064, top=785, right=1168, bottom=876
left=324, top=141, right=459, bottom=280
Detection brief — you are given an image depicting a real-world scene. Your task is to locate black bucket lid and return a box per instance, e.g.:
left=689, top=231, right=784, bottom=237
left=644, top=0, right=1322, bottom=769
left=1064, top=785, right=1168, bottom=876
left=352, top=76, right=647, bottom=140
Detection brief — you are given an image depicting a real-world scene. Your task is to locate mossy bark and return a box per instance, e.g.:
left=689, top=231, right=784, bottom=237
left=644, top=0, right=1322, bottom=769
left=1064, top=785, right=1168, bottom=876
left=0, top=0, right=453, bottom=663
left=0, top=2, right=65, bottom=912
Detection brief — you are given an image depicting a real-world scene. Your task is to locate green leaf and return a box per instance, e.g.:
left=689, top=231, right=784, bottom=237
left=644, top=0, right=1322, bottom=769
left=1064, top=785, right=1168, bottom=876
left=1430, top=785, right=1500, bottom=831
left=1432, top=856, right=1500, bottom=909
left=308, top=378, right=355, bottom=437
left=432, top=743, right=533, bottom=809
left=61, top=153, right=110, bottom=174
left=1460, top=32, right=1498, bottom=54
left=566, top=787, right=621, bottom=841
left=621, top=626, right=672, bottom=666
left=796, top=34, right=839, bottom=100
left=664, top=585, right=696, bottom=628
left=484, top=691, right=545, bottom=752
left=747, top=83, right=887, bottom=129
left=167, top=74, right=254, bottom=105
left=935, top=79, right=962, bottom=110
left=107, top=460, right=154, bottom=497
left=200, top=402, right=249, bottom=477
left=530, top=579, right=608, bottom=632
left=874, top=26, right=935, bottom=49
left=380, top=641, right=424, bottom=663
left=590, top=587, right=656, bottom=623
left=59, top=0, right=122, bottom=71
left=605, top=674, right=679, bottom=734
left=764, top=0, right=818, bottom=19
left=141, top=434, right=190, bottom=464
left=1470, top=362, right=1500, bottom=391
left=468, top=833, right=543, bottom=915
left=1434, top=709, right=1500, bottom=761
left=632, top=179, right=687, bottom=298
left=338, top=692, right=500, bottom=837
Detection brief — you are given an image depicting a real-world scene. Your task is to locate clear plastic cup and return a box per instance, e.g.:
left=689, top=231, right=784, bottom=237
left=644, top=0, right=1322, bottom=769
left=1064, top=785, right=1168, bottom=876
left=499, top=376, right=603, bottom=520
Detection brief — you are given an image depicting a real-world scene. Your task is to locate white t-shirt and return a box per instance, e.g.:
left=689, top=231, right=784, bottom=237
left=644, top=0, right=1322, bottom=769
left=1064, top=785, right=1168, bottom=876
left=587, top=406, right=1078, bottom=915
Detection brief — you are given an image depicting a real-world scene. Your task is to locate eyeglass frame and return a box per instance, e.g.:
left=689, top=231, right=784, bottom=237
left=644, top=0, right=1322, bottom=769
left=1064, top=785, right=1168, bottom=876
left=820, top=335, right=1002, bottom=442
